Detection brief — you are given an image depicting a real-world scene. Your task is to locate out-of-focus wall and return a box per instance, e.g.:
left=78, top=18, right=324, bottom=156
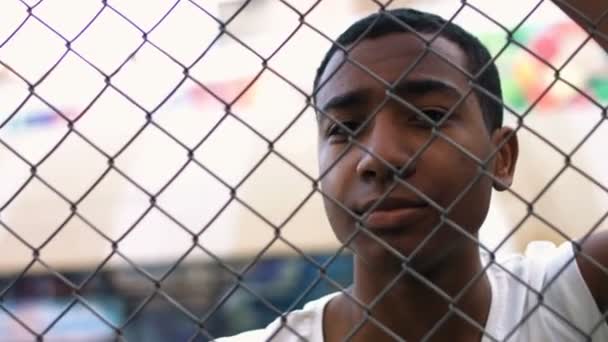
left=0, top=0, right=606, bottom=274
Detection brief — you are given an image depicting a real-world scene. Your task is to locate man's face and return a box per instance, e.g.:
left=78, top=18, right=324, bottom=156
left=316, top=32, right=510, bottom=269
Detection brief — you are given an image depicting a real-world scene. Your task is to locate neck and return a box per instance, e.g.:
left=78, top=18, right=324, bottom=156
left=328, top=244, right=491, bottom=342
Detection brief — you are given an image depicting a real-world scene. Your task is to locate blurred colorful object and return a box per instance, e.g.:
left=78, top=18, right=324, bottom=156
left=481, top=20, right=608, bottom=113
left=0, top=73, right=254, bottom=132
left=0, top=297, right=123, bottom=341
left=2, top=19, right=607, bottom=134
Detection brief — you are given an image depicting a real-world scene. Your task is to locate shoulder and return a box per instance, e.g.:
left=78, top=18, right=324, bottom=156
left=214, top=292, right=339, bottom=342
left=486, top=241, right=584, bottom=288
left=487, top=240, right=591, bottom=301
left=484, top=241, right=608, bottom=341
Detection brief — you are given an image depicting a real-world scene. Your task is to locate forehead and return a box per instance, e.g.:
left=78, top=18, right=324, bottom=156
left=316, top=32, right=470, bottom=107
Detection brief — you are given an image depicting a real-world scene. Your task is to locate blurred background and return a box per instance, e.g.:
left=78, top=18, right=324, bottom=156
left=0, top=0, right=607, bottom=340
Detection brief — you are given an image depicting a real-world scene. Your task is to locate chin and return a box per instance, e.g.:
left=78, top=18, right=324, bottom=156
left=350, top=233, right=424, bottom=268
left=350, top=226, right=470, bottom=275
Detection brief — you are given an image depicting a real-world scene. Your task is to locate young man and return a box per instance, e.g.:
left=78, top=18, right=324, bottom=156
left=218, top=1, right=608, bottom=341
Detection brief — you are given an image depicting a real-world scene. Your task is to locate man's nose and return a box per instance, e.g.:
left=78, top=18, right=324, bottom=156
left=355, top=114, right=417, bottom=184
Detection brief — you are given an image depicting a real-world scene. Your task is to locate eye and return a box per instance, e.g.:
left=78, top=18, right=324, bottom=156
left=413, top=108, right=448, bottom=126
left=327, top=121, right=360, bottom=138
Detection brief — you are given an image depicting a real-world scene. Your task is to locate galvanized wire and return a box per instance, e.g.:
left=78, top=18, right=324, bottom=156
left=0, top=0, right=606, bottom=341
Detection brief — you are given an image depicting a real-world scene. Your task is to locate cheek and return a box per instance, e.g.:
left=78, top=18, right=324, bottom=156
left=319, top=149, right=358, bottom=232
left=319, top=156, right=350, bottom=206
left=320, top=172, right=352, bottom=242
left=447, top=172, right=492, bottom=235
left=318, top=145, right=356, bottom=196
left=431, top=136, right=493, bottom=231
left=416, top=131, right=488, bottom=200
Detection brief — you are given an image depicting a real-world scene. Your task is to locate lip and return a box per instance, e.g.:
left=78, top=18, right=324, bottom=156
left=363, top=207, right=426, bottom=232
left=356, top=197, right=428, bottom=232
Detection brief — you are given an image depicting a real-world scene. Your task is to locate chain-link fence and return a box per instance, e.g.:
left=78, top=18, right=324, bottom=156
left=0, top=0, right=607, bottom=341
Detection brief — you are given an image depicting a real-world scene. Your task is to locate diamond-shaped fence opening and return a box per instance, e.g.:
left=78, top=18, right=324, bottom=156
left=187, top=32, right=264, bottom=102
left=33, top=0, right=102, bottom=41
left=146, top=1, right=221, bottom=67
left=36, top=133, right=109, bottom=202
left=70, top=5, right=143, bottom=76
left=111, top=42, right=186, bottom=113
left=1, top=0, right=608, bottom=341
left=150, top=79, right=231, bottom=149
left=34, top=51, right=107, bottom=119
left=193, top=113, right=269, bottom=188
left=113, top=124, right=189, bottom=196
left=0, top=15, right=66, bottom=83
left=0, top=99, right=71, bottom=163
left=73, top=87, right=147, bottom=156
left=156, top=161, right=233, bottom=232
left=75, top=169, right=151, bottom=242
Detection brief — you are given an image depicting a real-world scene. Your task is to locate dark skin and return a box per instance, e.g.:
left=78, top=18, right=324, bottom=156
left=317, top=32, right=515, bottom=342
left=315, top=1, right=608, bottom=341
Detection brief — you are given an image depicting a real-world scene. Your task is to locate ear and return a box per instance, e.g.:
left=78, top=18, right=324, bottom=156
left=490, top=127, right=518, bottom=191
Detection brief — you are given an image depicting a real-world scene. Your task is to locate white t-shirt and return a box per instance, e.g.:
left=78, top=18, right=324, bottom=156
left=216, top=241, right=608, bottom=341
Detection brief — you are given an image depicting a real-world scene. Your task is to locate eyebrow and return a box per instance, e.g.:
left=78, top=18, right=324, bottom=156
left=390, top=78, right=464, bottom=100
left=319, top=78, right=465, bottom=115
left=320, top=88, right=369, bottom=114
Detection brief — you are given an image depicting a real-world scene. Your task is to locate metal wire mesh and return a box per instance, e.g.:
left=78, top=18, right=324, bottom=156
left=0, top=0, right=607, bottom=341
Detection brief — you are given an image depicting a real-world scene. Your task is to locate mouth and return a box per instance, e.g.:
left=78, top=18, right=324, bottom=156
left=363, top=207, right=427, bottom=232
left=355, top=197, right=428, bottom=233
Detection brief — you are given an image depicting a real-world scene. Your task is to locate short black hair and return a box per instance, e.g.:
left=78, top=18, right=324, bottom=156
left=313, top=8, right=503, bottom=132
